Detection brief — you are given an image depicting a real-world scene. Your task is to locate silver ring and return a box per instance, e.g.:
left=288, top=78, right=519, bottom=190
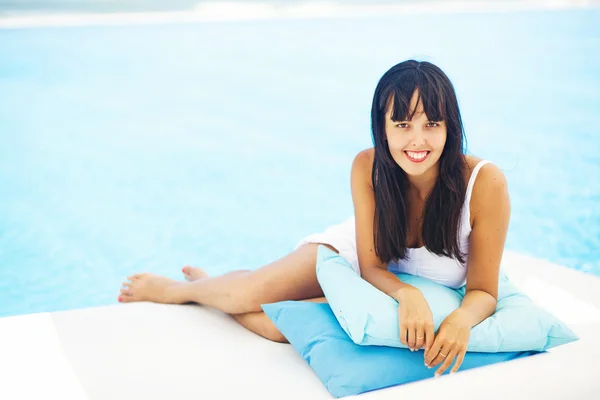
left=440, top=353, right=447, bottom=358
left=416, top=336, right=424, bottom=340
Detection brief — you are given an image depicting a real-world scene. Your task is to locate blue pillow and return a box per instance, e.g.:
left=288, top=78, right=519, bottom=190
left=316, top=245, right=578, bottom=352
left=262, top=301, right=538, bottom=398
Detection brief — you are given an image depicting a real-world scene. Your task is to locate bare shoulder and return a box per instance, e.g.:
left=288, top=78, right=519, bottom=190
left=352, top=148, right=375, bottom=188
left=354, top=147, right=375, bottom=167
left=464, top=154, right=483, bottom=174
left=464, top=155, right=506, bottom=186
left=466, top=155, right=510, bottom=222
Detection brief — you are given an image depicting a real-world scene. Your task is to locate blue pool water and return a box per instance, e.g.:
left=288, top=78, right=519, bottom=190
left=0, top=8, right=599, bottom=318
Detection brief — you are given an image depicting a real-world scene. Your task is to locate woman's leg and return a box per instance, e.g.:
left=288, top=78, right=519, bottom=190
left=231, top=297, right=327, bottom=343
left=179, top=266, right=328, bottom=343
left=119, top=243, right=337, bottom=315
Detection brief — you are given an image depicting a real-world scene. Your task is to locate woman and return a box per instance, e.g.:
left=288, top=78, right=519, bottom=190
left=118, top=60, right=510, bottom=376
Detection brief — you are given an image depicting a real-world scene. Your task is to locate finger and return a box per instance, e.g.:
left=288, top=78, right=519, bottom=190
left=424, top=321, right=435, bottom=354
left=399, top=323, right=408, bottom=347
left=424, top=335, right=443, bottom=367
left=407, top=324, right=416, bottom=351
left=430, top=342, right=454, bottom=368
left=415, top=321, right=425, bottom=350
left=435, top=346, right=459, bottom=377
left=450, top=347, right=466, bottom=374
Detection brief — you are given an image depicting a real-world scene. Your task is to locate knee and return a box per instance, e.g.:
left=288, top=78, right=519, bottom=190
left=234, top=312, right=288, bottom=343
left=299, top=242, right=339, bottom=254
left=320, top=243, right=339, bottom=254
left=261, top=321, right=287, bottom=343
left=227, top=285, right=264, bottom=314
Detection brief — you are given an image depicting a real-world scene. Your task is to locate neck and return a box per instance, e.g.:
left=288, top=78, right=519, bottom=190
left=406, top=164, right=439, bottom=201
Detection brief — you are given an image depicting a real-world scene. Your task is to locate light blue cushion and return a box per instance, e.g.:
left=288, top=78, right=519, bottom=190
left=316, top=245, right=579, bottom=352
left=262, top=301, right=538, bottom=398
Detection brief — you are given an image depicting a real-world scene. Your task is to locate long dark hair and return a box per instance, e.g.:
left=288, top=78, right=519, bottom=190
left=370, top=60, right=468, bottom=264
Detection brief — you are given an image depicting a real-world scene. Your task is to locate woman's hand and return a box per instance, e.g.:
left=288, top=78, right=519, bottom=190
left=424, top=308, right=473, bottom=376
left=395, top=286, right=435, bottom=352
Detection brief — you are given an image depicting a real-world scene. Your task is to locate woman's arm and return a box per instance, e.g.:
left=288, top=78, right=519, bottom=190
left=350, top=148, right=411, bottom=298
left=351, top=149, right=435, bottom=352
left=425, top=162, right=511, bottom=375
left=460, top=163, right=511, bottom=326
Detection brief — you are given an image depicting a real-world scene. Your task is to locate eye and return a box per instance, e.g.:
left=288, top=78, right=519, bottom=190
left=396, top=123, right=409, bottom=128
left=427, top=122, right=440, bottom=127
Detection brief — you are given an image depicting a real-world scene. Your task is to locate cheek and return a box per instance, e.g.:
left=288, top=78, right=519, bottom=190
left=386, top=142, right=410, bottom=166
left=385, top=136, right=408, bottom=152
left=431, top=132, right=447, bottom=152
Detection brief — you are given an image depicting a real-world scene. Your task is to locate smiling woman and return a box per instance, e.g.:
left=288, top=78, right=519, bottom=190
left=351, top=60, right=509, bottom=375
left=118, top=59, right=509, bottom=376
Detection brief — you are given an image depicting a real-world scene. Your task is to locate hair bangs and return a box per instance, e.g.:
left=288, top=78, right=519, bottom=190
left=417, top=74, right=447, bottom=122
left=384, top=70, right=447, bottom=123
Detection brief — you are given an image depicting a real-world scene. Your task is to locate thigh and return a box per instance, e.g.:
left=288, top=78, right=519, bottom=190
left=245, top=243, right=338, bottom=306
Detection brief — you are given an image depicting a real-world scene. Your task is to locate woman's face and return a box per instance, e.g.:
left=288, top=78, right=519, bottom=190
left=384, top=90, right=447, bottom=177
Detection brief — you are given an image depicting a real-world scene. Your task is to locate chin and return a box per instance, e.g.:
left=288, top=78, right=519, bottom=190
left=402, top=165, right=430, bottom=176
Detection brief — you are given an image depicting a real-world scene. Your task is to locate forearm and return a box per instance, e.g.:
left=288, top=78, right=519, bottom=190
left=459, top=289, right=497, bottom=328
left=361, top=267, right=413, bottom=301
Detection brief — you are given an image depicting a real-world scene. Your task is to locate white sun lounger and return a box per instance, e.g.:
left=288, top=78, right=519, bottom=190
left=1, top=250, right=599, bottom=400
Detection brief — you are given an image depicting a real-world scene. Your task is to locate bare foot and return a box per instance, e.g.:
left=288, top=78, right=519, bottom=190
left=119, top=273, right=190, bottom=304
left=182, top=266, right=209, bottom=282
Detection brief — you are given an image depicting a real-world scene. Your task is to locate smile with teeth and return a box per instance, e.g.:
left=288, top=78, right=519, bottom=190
left=404, top=150, right=430, bottom=163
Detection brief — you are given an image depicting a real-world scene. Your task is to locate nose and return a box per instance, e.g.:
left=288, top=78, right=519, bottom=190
left=409, top=129, right=427, bottom=147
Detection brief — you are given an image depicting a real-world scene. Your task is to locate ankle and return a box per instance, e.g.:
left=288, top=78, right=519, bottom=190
left=166, top=281, right=193, bottom=304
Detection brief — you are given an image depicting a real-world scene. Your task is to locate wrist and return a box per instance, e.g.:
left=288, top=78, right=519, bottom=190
left=390, top=284, right=417, bottom=301
left=455, top=307, right=477, bottom=328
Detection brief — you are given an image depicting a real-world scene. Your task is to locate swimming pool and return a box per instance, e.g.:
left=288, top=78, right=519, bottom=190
left=1, top=7, right=599, bottom=318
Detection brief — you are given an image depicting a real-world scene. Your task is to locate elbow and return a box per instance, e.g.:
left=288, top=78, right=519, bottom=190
left=484, top=289, right=499, bottom=303
left=468, top=288, right=498, bottom=305
left=360, top=266, right=379, bottom=284
left=360, top=266, right=385, bottom=289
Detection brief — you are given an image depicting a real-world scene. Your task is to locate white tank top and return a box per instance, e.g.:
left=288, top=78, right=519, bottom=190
left=387, top=160, right=491, bottom=289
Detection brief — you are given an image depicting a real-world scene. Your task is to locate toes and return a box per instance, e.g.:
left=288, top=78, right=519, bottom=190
left=118, top=292, right=141, bottom=303
left=182, top=267, right=193, bottom=281
left=120, top=282, right=132, bottom=295
left=127, top=273, right=145, bottom=281
left=118, top=294, right=133, bottom=303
